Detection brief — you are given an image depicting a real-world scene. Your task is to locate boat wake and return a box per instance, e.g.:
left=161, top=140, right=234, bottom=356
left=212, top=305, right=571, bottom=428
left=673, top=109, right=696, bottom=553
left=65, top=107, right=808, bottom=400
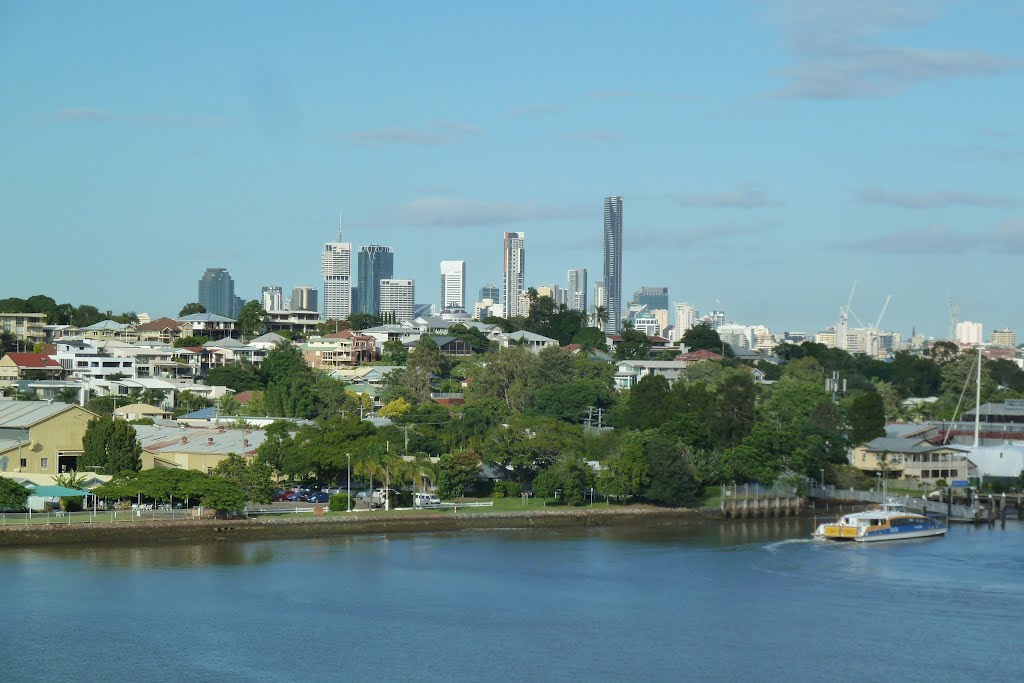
left=763, top=538, right=812, bottom=553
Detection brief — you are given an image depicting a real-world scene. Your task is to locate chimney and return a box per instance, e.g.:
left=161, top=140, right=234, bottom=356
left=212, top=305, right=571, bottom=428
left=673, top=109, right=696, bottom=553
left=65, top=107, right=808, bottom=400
left=207, top=437, right=214, bottom=445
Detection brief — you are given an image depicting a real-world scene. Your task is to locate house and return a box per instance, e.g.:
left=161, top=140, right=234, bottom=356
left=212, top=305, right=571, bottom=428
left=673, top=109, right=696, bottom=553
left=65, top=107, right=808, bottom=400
left=605, top=333, right=673, bottom=357
left=850, top=436, right=975, bottom=485
left=614, top=360, right=688, bottom=390
left=403, top=335, right=473, bottom=357
left=302, top=331, right=376, bottom=369
left=264, top=310, right=321, bottom=337
left=175, top=313, right=237, bottom=340
left=136, top=317, right=187, bottom=345
left=80, top=320, right=140, bottom=343
left=203, top=337, right=268, bottom=366
left=498, top=330, right=559, bottom=353
left=113, top=403, right=173, bottom=421
left=675, top=349, right=725, bottom=366
left=55, top=339, right=137, bottom=381
left=329, top=365, right=401, bottom=386
left=247, top=332, right=290, bottom=351
left=0, top=353, right=63, bottom=387
left=0, top=400, right=99, bottom=476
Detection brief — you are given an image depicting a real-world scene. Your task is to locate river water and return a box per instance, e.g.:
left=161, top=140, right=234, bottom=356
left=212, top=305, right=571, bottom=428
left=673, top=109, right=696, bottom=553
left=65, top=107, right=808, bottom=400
left=2, top=517, right=1021, bottom=682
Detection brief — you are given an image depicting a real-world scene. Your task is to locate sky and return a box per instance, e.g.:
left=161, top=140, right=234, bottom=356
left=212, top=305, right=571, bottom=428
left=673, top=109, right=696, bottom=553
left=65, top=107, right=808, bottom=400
left=1, top=0, right=1022, bottom=339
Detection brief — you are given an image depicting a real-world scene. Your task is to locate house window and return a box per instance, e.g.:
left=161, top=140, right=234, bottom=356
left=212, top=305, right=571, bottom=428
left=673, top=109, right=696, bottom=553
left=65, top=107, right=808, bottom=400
left=20, top=458, right=27, bottom=468
left=40, top=457, right=49, bottom=469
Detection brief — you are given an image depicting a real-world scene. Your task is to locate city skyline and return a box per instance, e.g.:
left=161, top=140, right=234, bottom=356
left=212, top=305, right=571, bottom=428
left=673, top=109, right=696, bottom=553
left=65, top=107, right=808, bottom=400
left=2, top=2, right=1022, bottom=337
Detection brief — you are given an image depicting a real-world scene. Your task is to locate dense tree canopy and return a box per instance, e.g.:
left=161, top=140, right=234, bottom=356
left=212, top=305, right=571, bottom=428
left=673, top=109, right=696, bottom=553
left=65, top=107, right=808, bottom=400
left=80, top=415, right=143, bottom=474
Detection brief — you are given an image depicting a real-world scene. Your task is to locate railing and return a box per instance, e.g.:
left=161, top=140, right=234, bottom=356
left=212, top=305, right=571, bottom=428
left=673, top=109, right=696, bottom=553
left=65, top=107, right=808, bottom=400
left=721, top=484, right=798, bottom=499
left=807, top=484, right=975, bottom=521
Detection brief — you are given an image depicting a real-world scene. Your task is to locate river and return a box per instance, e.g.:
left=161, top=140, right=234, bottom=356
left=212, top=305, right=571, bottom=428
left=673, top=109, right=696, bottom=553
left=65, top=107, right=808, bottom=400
left=2, top=517, right=1021, bottom=682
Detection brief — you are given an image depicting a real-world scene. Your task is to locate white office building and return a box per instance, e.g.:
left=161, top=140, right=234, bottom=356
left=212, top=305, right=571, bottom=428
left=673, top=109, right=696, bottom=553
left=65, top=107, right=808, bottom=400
left=568, top=268, right=587, bottom=313
left=674, top=303, right=697, bottom=342
left=322, top=213, right=353, bottom=320
left=380, top=279, right=416, bottom=324
left=956, top=321, right=984, bottom=347
left=261, top=286, right=283, bottom=312
left=440, top=260, right=466, bottom=312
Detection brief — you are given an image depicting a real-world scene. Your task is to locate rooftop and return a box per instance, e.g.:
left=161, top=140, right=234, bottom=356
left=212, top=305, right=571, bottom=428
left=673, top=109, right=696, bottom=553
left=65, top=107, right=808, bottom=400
left=0, top=400, right=82, bottom=429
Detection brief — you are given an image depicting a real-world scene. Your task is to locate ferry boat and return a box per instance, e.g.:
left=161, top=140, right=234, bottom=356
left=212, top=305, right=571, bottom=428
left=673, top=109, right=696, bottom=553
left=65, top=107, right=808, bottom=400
left=813, top=500, right=946, bottom=543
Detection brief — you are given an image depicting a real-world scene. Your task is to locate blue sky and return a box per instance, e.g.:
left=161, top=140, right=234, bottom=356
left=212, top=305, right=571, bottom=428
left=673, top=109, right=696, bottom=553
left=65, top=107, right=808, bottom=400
left=2, top=0, right=1022, bottom=338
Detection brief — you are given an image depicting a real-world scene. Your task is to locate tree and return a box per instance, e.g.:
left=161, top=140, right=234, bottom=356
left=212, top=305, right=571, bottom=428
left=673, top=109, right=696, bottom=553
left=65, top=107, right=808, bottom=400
left=173, top=336, right=211, bottom=348
left=80, top=415, right=143, bottom=474
left=681, top=323, right=732, bottom=357
left=236, top=300, right=268, bottom=339
left=195, top=477, right=247, bottom=515
left=613, top=321, right=651, bottom=360
left=212, top=454, right=275, bottom=504
left=572, top=326, right=607, bottom=351
left=641, top=437, right=703, bottom=507
left=0, top=478, right=30, bottom=510
left=261, top=343, right=312, bottom=386
left=382, top=339, right=408, bottom=364
left=205, top=362, right=265, bottom=392
left=53, top=471, right=89, bottom=511
left=844, top=391, right=886, bottom=445
left=929, top=341, right=961, bottom=365
left=601, top=447, right=649, bottom=501
left=379, top=397, right=413, bottom=419
left=436, top=450, right=481, bottom=499
left=592, top=306, right=609, bottom=330
left=347, top=312, right=382, bottom=332
left=178, top=303, right=207, bottom=316
left=257, top=420, right=294, bottom=475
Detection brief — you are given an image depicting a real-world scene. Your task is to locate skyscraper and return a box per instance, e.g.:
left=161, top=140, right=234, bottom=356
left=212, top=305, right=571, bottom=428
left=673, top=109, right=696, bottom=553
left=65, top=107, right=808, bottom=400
left=290, top=286, right=318, bottom=313
left=322, top=212, right=353, bottom=320
left=674, top=303, right=697, bottom=342
left=379, top=279, right=415, bottom=324
left=261, top=286, right=283, bottom=311
left=503, top=231, right=526, bottom=318
left=603, top=196, right=623, bottom=334
left=357, top=245, right=394, bottom=316
left=197, top=267, right=237, bottom=318
left=440, top=260, right=466, bottom=312
left=567, top=268, right=587, bottom=313
left=593, top=280, right=606, bottom=324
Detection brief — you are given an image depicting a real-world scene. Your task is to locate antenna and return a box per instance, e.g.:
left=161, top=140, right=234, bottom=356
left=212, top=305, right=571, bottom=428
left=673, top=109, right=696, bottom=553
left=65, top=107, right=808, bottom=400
left=338, top=210, right=344, bottom=241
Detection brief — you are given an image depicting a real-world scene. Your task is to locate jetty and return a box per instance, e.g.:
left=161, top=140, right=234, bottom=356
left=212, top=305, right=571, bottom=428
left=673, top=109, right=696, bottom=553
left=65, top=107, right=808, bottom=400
left=807, top=483, right=1024, bottom=526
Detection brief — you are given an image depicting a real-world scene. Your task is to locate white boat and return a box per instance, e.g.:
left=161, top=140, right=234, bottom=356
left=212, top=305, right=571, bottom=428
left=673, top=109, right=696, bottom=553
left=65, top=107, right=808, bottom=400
left=813, top=500, right=946, bottom=543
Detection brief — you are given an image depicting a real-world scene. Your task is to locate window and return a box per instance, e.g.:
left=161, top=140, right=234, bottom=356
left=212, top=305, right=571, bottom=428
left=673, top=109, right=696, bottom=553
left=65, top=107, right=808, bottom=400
left=19, top=458, right=27, bottom=468
left=40, top=457, right=49, bottom=469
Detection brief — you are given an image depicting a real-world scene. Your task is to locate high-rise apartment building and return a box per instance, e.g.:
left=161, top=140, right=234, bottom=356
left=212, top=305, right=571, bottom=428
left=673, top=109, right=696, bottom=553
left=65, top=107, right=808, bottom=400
left=322, top=214, right=353, bottom=320
left=955, top=321, right=984, bottom=347
left=503, top=232, right=526, bottom=318
left=567, top=268, right=587, bottom=313
left=198, top=267, right=237, bottom=318
left=379, top=279, right=415, bottom=324
left=602, top=196, right=623, bottom=334
left=440, top=260, right=466, bottom=312
left=536, top=285, right=567, bottom=307
left=261, top=286, right=283, bottom=312
left=290, top=286, right=318, bottom=313
left=356, top=245, right=394, bottom=316
left=674, top=303, right=697, bottom=342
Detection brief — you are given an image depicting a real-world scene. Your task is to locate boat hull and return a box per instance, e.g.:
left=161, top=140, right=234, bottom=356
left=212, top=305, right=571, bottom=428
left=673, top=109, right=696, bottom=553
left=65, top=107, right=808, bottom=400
left=854, top=527, right=946, bottom=543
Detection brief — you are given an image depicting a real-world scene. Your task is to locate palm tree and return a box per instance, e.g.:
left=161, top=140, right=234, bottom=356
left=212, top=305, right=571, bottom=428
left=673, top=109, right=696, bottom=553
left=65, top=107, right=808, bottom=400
left=53, top=470, right=88, bottom=512
left=593, top=306, right=609, bottom=329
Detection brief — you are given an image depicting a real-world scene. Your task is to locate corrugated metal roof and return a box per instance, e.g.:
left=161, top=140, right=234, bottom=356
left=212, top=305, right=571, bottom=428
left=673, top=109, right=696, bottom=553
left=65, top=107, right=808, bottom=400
left=133, top=424, right=268, bottom=455
left=0, top=400, right=77, bottom=428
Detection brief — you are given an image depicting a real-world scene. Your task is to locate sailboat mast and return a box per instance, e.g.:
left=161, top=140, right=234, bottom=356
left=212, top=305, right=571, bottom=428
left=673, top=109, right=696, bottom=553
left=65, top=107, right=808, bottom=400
left=973, top=345, right=982, bottom=448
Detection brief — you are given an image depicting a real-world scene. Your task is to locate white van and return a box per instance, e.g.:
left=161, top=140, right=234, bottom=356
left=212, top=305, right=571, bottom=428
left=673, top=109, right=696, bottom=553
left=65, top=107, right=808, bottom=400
left=413, top=492, right=441, bottom=508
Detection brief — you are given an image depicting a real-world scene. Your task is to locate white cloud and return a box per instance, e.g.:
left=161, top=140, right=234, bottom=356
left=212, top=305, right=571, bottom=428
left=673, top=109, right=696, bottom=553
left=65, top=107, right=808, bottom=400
left=379, top=197, right=591, bottom=227
left=858, top=188, right=1021, bottom=209
left=761, top=0, right=1020, bottom=98
left=674, top=185, right=780, bottom=209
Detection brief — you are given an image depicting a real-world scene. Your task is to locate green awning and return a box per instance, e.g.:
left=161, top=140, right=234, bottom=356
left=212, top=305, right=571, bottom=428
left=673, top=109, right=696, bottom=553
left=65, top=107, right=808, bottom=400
left=28, top=486, right=91, bottom=498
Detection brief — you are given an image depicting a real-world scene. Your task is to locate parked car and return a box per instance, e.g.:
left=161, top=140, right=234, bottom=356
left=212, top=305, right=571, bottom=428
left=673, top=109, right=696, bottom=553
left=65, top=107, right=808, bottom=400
left=413, top=492, right=441, bottom=508
left=286, top=492, right=306, bottom=502
left=307, top=492, right=331, bottom=504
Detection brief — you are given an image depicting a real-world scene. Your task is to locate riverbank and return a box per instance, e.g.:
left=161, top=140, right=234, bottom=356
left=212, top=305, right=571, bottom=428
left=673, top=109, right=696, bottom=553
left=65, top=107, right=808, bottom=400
left=0, top=505, right=718, bottom=548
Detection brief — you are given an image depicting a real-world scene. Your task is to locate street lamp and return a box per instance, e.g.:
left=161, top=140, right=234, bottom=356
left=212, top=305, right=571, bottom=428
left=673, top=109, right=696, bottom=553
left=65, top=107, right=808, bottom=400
left=820, top=468, right=825, bottom=488
left=346, top=452, right=351, bottom=512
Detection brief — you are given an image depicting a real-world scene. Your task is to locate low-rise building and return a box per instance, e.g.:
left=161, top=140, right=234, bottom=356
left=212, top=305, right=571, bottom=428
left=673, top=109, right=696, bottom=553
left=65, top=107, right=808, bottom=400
left=175, top=313, right=237, bottom=340
left=850, top=436, right=975, bottom=485
left=499, top=330, right=559, bottom=353
left=0, top=400, right=98, bottom=476
left=134, top=424, right=267, bottom=473
left=0, top=353, right=63, bottom=387
left=0, top=312, right=47, bottom=346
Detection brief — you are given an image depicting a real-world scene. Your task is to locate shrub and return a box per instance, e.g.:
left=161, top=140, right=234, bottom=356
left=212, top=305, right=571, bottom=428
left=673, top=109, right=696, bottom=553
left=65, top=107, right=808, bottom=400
left=493, top=481, right=521, bottom=498
left=328, top=493, right=351, bottom=512
left=394, top=491, right=413, bottom=508
left=531, top=468, right=560, bottom=499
